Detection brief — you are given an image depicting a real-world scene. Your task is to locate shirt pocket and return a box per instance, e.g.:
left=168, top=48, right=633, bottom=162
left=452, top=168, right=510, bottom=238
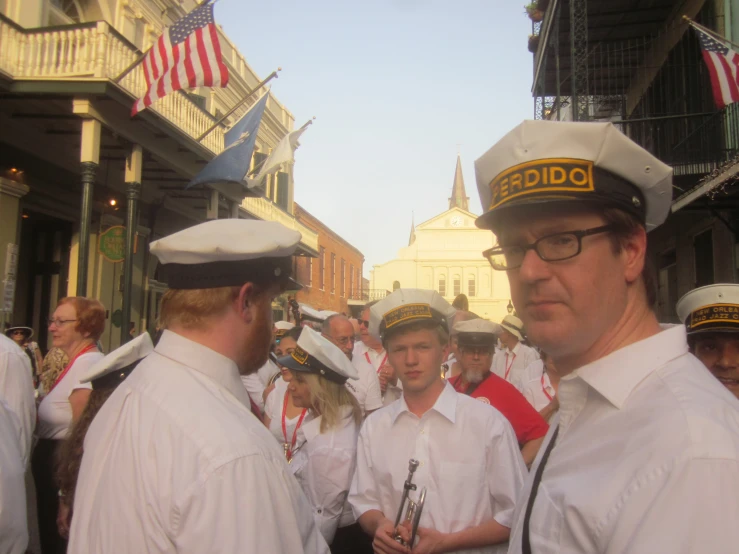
left=529, top=484, right=563, bottom=551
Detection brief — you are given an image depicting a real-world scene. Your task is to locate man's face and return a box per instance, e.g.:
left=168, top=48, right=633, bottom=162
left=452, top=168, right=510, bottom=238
left=495, top=207, right=637, bottom=360
left=241, top=284, right=278, bottom=374
left=499, top=329, right=517, bottom=350
left=359, top=309, right=371, bottom=343
left=386, top=327, right=448, bottom=395
left=692, top=333, right=739, bottom=399
left=458, top=343, right=494, bottom=384
left=323, top=316, right=355, bottom=360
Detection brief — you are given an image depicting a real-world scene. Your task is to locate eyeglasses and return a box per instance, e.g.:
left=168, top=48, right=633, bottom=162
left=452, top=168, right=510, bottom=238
left=459, top=345, right=494, bottom=356
left=483, top=225, right=615, bottom=271
left=358, top=320, right=369, bottom=327
left=333, top=335, right=356, bottom=346
left=48, top=318, right=78, bottom=327
left=11, top=330, right=25, bottom=335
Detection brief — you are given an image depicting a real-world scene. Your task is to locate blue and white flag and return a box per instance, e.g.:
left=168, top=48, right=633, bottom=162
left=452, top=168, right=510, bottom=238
left=187, top=92, right=270, bottom=189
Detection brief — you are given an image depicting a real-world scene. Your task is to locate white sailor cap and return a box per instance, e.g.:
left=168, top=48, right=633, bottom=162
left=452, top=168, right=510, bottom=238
left=80, top=333, right=154, bottom=388
left=370, top=288, right=456, bottom=340
left=454, top=319, right=501, bottom=346
left=276, top=327, right=358, bottom=384
left=274, top=320, right=295, bottom=338
left=500, top=315, right=525, bottom=341
left=676, top=284, right=739, bottom=336
left=474, top=120, right=673, bottom=231
left=150, top=219, right=302, bottom=290
left=299, top=304, right=325, bottom=323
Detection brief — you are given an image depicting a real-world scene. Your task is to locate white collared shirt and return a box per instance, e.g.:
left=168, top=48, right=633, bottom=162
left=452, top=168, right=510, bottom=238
left=349, top=382, right=526, bottom=554
left=0, top=398, right=27, bottom=554
left=68, top=330, right=328, bottom=554
left=519, top=360, right=555, bottom=412
left=349, top=352, right=384, bottom=415
left=290, top=407, right=359, bottom=545
left=491, top=342, right=539, bottom=391
left=508, top=325, right=739, bottom=554
left=0, top=335, right=35, bottom=466
left=353, top=341, right=402, bottom=407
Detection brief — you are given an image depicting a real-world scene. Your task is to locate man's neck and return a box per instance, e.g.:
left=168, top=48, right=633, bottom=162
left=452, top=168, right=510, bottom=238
left=361, top=337, right=384, bottom=353
left=404, top=379, right=446, bottom=418
left=167, top=322, right=240, bottom=369
left=507, top=339, right=519, bottom=352
left=555, top=301, right=662, bottom=376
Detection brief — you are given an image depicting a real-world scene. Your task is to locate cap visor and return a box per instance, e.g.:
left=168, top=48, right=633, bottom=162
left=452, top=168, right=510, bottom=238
left=276, top=354, right=309, bottom=373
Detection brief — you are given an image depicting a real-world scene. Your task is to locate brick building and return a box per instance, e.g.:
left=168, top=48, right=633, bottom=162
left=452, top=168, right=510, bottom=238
left=292, top=203, right=365, bottom=316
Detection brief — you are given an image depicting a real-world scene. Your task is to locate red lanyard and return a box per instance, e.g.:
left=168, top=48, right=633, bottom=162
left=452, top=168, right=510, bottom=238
left=541, top=371, right=553, bottom=401
left=281, top=389, right=307, bottom=462
left=365, top=351, right=388, bottom=374
left=48, top=344, right=96, bottom=394
left=504, top=352, right=516, bottom=381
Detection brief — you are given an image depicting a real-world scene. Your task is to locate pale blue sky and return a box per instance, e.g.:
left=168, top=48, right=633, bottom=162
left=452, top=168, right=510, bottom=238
left=218, top=0, right=535, bottom=273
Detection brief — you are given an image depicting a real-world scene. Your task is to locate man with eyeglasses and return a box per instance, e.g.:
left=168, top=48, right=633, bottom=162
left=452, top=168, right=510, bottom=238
left=322, top=314, right=382, bottom=417
left=475, top=120, right=739, bottom=553
left=353, top=302, right=401, bottom=405
left=449, top=319, right=548, bottom=467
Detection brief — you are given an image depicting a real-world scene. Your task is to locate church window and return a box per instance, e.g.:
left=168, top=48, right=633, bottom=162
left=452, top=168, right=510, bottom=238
left=393, top=280, right=401, bottom=291
left=468, top=276, right=476, bottom=297
left=438, top=275, right=446, bottom=297
left=453, top=275, right=461, bottom=296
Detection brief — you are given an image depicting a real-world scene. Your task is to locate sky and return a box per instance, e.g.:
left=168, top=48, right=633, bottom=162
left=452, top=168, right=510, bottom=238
left=217, top=0, right=535, bottom=273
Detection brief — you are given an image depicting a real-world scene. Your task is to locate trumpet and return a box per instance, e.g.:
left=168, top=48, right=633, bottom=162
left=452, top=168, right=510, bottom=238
left=393, top=459, right=427, bottom=548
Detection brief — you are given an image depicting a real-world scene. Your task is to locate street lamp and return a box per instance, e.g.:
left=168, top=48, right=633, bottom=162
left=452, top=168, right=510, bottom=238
left=507, top=300, right=514, bottom=314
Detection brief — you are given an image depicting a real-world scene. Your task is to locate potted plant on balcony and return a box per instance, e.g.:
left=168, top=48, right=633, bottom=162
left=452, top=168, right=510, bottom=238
left=525, top=2, right=544, bottom=22
left=528, top=34, right=540, bottom=53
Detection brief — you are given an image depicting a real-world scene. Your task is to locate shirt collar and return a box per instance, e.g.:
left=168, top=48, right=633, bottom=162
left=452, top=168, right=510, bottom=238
left=568, top=325, right=689, bottom=409
left=154, top=330, right=253, bottom=409
left=390, top=381, right=458, bottom=425
left=506, top=342, right=521, bottom=356
left=301, top=406, right=353, bottom=442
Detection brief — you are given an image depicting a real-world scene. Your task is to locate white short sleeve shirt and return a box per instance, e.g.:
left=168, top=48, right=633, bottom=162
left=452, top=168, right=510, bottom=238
left=491, top=343, right=539, bottom=391
left=348, top=354, right=383, bottom=415
left=349, top=382, right=526, bottom=554
left=0, top=398, right=27, bottom=554
left=36, top=350, right=101, bottom=440
left=68, top=331, right=328, bottom=554
left=520, top=360, right=555, bottom=412
left=0, top=335, right=35, bottom=465
left=507, top=325, right=739, bottom=554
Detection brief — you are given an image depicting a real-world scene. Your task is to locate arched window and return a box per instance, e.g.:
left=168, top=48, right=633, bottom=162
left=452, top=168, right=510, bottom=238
left=438, top=275, right=446, bottom=297
left=468, top=275, right=476, bottom=297
left=453, top=275, right=461, bottom=296
left=392, top=280, right=401, bottom=291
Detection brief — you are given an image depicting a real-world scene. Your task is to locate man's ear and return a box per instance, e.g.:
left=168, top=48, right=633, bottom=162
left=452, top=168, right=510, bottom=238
left=621, top=227, right=647, bottom=285
left=237, top=282, right=258, bottom=324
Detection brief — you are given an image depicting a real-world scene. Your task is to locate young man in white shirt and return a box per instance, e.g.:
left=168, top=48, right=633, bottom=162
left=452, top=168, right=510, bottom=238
left=322, top=314, right=382, bottom=417
left=68, top=220, right=328, bottom=554
left=349, top=289, right=526, bottom=554
left=475, top=120, right=739, bottom=553
left=491, top=314, right=539, bottom=391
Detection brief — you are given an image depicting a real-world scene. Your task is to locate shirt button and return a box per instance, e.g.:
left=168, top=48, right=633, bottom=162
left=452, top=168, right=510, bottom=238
left=317, top=509, right=322, bottom=514
left=420, top=429, right=425, bottom=435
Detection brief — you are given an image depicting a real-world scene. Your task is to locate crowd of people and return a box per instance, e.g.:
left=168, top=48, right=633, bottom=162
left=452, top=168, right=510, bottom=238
left=1, top=120, right=738, bottom=554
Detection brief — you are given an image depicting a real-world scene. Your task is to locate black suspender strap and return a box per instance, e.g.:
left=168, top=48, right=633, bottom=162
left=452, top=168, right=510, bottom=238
left=522, top=425, right=560, bottom=554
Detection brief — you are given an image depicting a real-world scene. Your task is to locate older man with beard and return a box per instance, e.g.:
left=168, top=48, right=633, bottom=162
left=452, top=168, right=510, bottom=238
left=322, top=314, right=382, bottom=417
left=68, top=220, right=328, bottom=554
left=448, top=319, right=548, bottom=467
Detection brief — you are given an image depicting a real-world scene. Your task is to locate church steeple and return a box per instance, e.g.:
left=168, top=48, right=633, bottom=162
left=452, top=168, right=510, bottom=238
left=408, top=212, right=416, bottom=245
left=448, top=155, right=469, bottom=211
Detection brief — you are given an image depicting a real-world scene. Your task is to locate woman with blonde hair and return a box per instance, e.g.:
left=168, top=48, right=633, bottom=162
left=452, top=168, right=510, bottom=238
left=277, top=327, right=371, bottom=554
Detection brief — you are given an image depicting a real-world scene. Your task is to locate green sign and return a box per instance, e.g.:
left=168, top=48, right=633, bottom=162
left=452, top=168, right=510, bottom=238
left=99, top=226, right=136, bottom=263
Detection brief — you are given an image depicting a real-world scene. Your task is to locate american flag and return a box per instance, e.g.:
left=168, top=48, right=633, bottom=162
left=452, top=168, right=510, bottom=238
left=693, top=24, right=739, bottom=109
left=131, top=4, right=229, bottom=116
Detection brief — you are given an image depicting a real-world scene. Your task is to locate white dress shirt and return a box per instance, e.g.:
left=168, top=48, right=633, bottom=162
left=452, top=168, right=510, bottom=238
left=349, top=353, right=384, bottom=415
left=349, top=382, right=526, bottom=554
left=291, top=407, right=359, bottom=545
left=519, top=360, right=555, bottom=412
left=240, top=372, right=266, bottom=412
left=37, top=350, right=101, bottom=440
left=0, top=398, right=27, bottom=554
left=265, top=377, right=305, bottom=447
left=354, top=341, right=402, bottom=406
left=491, top=342, right=539, bottom=391
left=507, top=325, right=739, bottom=554
left=0, top=335, right=35, bottom=466
left=68, top=330, right=328, bottom=554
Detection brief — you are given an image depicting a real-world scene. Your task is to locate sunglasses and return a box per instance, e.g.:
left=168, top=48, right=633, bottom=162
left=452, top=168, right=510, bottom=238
left=358, top=320, right=369, bottom=327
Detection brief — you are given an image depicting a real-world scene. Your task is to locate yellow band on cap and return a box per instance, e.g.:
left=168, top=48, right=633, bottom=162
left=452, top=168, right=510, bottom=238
left=291, top=345, right=309, bottom=365
left=689, top=303, right=739, bottom=331
left=488, top=158, right=594, bottom=211
left=383, top=303, right=433, bottom=329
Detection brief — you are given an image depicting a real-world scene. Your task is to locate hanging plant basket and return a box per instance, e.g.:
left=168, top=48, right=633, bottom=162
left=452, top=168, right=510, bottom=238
left=525, top=3, right=544, bottom=22
left=528, top=34, right=540, bottom=53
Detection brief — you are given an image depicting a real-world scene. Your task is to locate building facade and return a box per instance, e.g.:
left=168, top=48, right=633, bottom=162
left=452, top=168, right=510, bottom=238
left=0, top=0, right=318, bottom=352
left=371, top=157, right=513, bottom=322
left=292, top=203, right=365, bottom=316
left=528, top=0, right=739, bottom=322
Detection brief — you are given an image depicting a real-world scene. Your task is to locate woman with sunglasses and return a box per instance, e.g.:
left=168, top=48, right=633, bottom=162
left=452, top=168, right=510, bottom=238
left=277, top=327, right=369, bottom=554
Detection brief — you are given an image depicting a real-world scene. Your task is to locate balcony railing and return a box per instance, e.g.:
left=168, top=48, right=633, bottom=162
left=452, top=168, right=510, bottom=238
left=241, top=197, right=318, bottom=253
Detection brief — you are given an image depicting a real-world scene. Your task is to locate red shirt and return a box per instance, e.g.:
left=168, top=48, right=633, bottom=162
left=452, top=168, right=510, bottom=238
left=449, top=372, right=549, bottom=444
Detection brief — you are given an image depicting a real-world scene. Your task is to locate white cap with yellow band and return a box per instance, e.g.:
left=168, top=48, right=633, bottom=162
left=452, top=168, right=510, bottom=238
left=676, top=284, right=739, bottom=336
left=369, top=288, right=456, bottom=341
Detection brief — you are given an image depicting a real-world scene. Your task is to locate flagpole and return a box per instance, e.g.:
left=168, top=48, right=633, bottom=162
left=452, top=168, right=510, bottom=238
left=112, top=0, right=213, bottom=84
left=247, top=117, right=315, bottom=176
left=195, top=68, right=281, bottom=142
left=683, top=15, right=739, bottom=51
